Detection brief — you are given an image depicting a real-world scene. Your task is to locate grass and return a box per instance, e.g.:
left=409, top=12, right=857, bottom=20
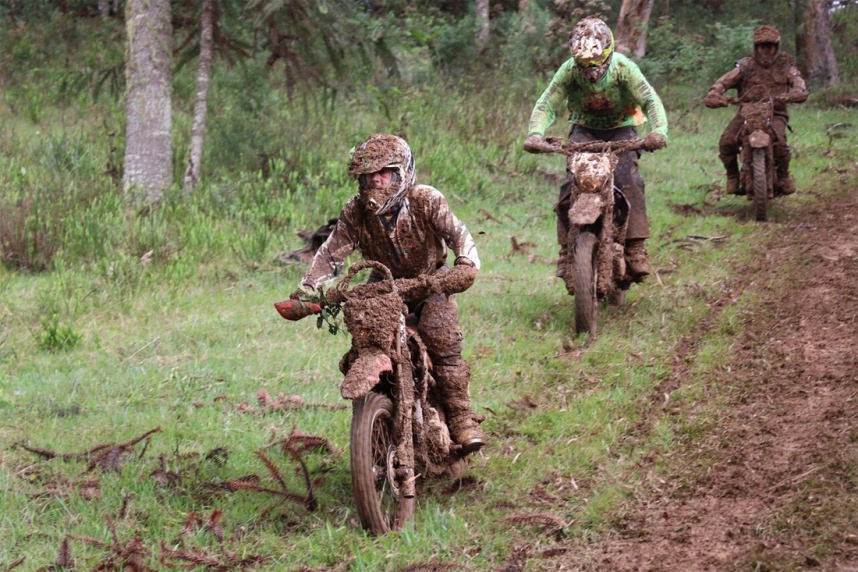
left=1, top=76, right=857, bottom=568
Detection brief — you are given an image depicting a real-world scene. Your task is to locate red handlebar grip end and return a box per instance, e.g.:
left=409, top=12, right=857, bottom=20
left=274, top=300, right=321, bottom=321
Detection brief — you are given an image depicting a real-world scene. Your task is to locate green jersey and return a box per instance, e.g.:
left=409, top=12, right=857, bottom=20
left=527, top=53, right=668, bottom=140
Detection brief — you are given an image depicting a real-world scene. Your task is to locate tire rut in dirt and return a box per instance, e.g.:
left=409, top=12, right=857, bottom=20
left=350, top=392, right=415, bottom=534
left=572, top=231, right=599, bottom=335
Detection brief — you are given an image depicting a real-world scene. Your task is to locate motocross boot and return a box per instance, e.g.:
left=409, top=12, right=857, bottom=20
left=775, top=161, right=796, bottom=195
left=555, top=248, right=568, bottom=278
left=726, top=174, right=741, bottom=195
left=625, top=238, right=652, bottom=280
left=774, top=142, right=795, bottom=196
left=557, top=248, right=576, bottom=296
left=448, top=414, right=486, bottom=455
left=436, top=364, right=485, bottom=454
left=777, top=178, right=796, bottom=195
left=725, top=162, right=742, bottom=195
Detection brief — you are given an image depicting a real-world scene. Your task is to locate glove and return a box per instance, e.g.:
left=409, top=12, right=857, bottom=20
left=704, top=91, right=728, bottom=109
left=778, top=90, right=808, bottom=104
left=395, top=275, right=433, bottom=300
left=290, top=283, right=315, bottom=300
left=432, top=260, right=477, bottom=296
left=523, top=133, right=550, bottom=154
left=641, top=132, right=666, bottom=152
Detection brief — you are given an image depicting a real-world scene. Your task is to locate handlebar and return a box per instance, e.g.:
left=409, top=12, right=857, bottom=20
left=724, top=94, right=786, bottom=106
left=276, top=261, right=438, bottom=322
left=720, top=84, right=790, bottom=106
left=534, top=136, right=653, bottom=156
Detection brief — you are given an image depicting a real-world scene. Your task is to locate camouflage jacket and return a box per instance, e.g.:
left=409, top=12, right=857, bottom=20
left=527, top=53, right=669, bottom=140
left=709, top=53, right=807, bottom=118
left=301, top=185, right=480, bottom=291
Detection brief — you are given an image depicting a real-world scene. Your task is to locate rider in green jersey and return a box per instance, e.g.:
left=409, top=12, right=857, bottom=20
left=524, top=16, right=668, bottom=284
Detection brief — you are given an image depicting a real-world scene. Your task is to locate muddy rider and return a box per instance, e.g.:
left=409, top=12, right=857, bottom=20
left=298, top=133, right=486, bottom=454
left=524, top=16, right=668, bottom=283
left=704, top=24, right=808, bottom=196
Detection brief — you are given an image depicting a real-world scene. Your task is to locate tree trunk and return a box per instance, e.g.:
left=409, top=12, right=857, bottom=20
left=98, top=0, right=110, bottom=18
left=124, top=0, right=173, bottom=206
left=615, top=0, right=656, bottom=59
left=475, top=0, right=489, bottom=54
left=801, top=0, right=841, bottom=85
left=183, top=0, right=215, bottom=191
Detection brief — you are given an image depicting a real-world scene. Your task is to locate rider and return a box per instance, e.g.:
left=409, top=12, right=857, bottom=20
left=704, top=24, right=808, bottom=196
left=298, top=133, right=486, bottom=454
left=523, top=16, right=668, bottom=283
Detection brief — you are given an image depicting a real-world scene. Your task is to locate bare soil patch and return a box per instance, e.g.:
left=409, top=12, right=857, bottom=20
left=566, top=189, right=858, bottom=571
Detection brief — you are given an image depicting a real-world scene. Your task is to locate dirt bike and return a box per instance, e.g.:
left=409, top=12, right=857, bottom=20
left=274, top=260, right=470, bottom=534
left=538, top=136, right=658, bottom=336
left=724, top=85, right=787, bottom=222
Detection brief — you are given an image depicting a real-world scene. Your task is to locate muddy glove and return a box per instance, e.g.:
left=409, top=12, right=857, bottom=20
left=524, top=133, right=551, bottom=154
left=704, top=90, right=729, bottom=109
left=432, top=258, right=477, bottom=296
left=290, top=283, right=316, bottom=300
left=395, top=275, right=434, bottom=301
left=777, top=90, right=808, bottom=104
left=641, top=132, right=666, bottom=152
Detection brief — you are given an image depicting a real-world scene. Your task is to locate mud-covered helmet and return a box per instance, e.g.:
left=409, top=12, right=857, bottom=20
left=570, top=17, right=614, bottom=82
left=348, top=133, right=416, bottom=215
left=752, top=25, right=781, bottom=67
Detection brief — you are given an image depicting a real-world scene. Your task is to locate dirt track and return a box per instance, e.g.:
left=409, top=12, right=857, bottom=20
left=557, top=187, right=858, bottom=571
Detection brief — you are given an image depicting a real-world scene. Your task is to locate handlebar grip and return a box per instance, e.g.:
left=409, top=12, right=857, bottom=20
left=274, top=299, right=322, bottom=321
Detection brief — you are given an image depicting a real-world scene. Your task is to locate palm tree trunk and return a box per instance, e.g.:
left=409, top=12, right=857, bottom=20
left=183, top=0, right=215, bottom=191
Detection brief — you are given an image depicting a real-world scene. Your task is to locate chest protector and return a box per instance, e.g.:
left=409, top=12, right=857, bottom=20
left=737, top=54, right=795, bottom=115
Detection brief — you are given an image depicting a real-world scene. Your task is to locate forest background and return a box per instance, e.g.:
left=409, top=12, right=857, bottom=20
left=1, top=0, right=857, bottom=570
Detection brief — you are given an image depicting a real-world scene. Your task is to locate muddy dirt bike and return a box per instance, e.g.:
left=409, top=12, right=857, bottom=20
left=536, top=136, right=661, bottom=336
left=274, top=260, right=470, bottom=534
left=723, top=86, right=791, bottom=222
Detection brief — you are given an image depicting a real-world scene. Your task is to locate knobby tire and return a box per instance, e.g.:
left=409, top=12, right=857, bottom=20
left=573, top=231, right=599, bottom=335
left=350, top=392, right=415, bottom=534
left=752, top=148, right=768, bottom=222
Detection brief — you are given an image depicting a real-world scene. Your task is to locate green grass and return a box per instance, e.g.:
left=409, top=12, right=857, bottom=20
left=1, top=78, right=857, bottom=569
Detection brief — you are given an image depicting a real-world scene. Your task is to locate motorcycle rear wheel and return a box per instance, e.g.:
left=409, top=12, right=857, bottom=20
left=350, top=392, right=415, bottom=534
left=752, top=148, right=768, bottom=222
left=572, top=231, right=599, bottom=336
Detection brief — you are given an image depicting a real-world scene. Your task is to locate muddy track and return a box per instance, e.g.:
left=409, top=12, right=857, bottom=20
left=549, top=188, right=858, bottom=571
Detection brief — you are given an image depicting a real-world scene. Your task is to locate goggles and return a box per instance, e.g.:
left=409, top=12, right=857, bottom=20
left=576, top=56, right=609, bottom=68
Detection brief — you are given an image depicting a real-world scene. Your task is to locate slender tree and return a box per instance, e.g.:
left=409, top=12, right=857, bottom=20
left=123, top=0, right=173, bottom=206
left=476, top=0, right=490, bottom=53
left=615, top=0, right=655, bottom=58
left=183, top=0, right=215, bottom=191
left=98, top=0, right=110, bottom=18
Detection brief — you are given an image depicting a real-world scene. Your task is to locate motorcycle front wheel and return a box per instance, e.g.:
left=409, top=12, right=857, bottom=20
left=350, top=392, right=415, bottom=534
left=752, top=148, right=768, bottom=222
left=572, top=231, right=599, bottom=336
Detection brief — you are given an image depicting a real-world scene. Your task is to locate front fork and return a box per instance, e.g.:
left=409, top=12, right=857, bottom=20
left=392, top=313, right=416, bottom=499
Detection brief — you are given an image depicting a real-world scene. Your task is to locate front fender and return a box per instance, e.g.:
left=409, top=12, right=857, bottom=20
left=569, top=193, right=605, bottom=226
left=340, top=351, right=393, bottom=400
left=748, top=130, right=771, bottom=148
